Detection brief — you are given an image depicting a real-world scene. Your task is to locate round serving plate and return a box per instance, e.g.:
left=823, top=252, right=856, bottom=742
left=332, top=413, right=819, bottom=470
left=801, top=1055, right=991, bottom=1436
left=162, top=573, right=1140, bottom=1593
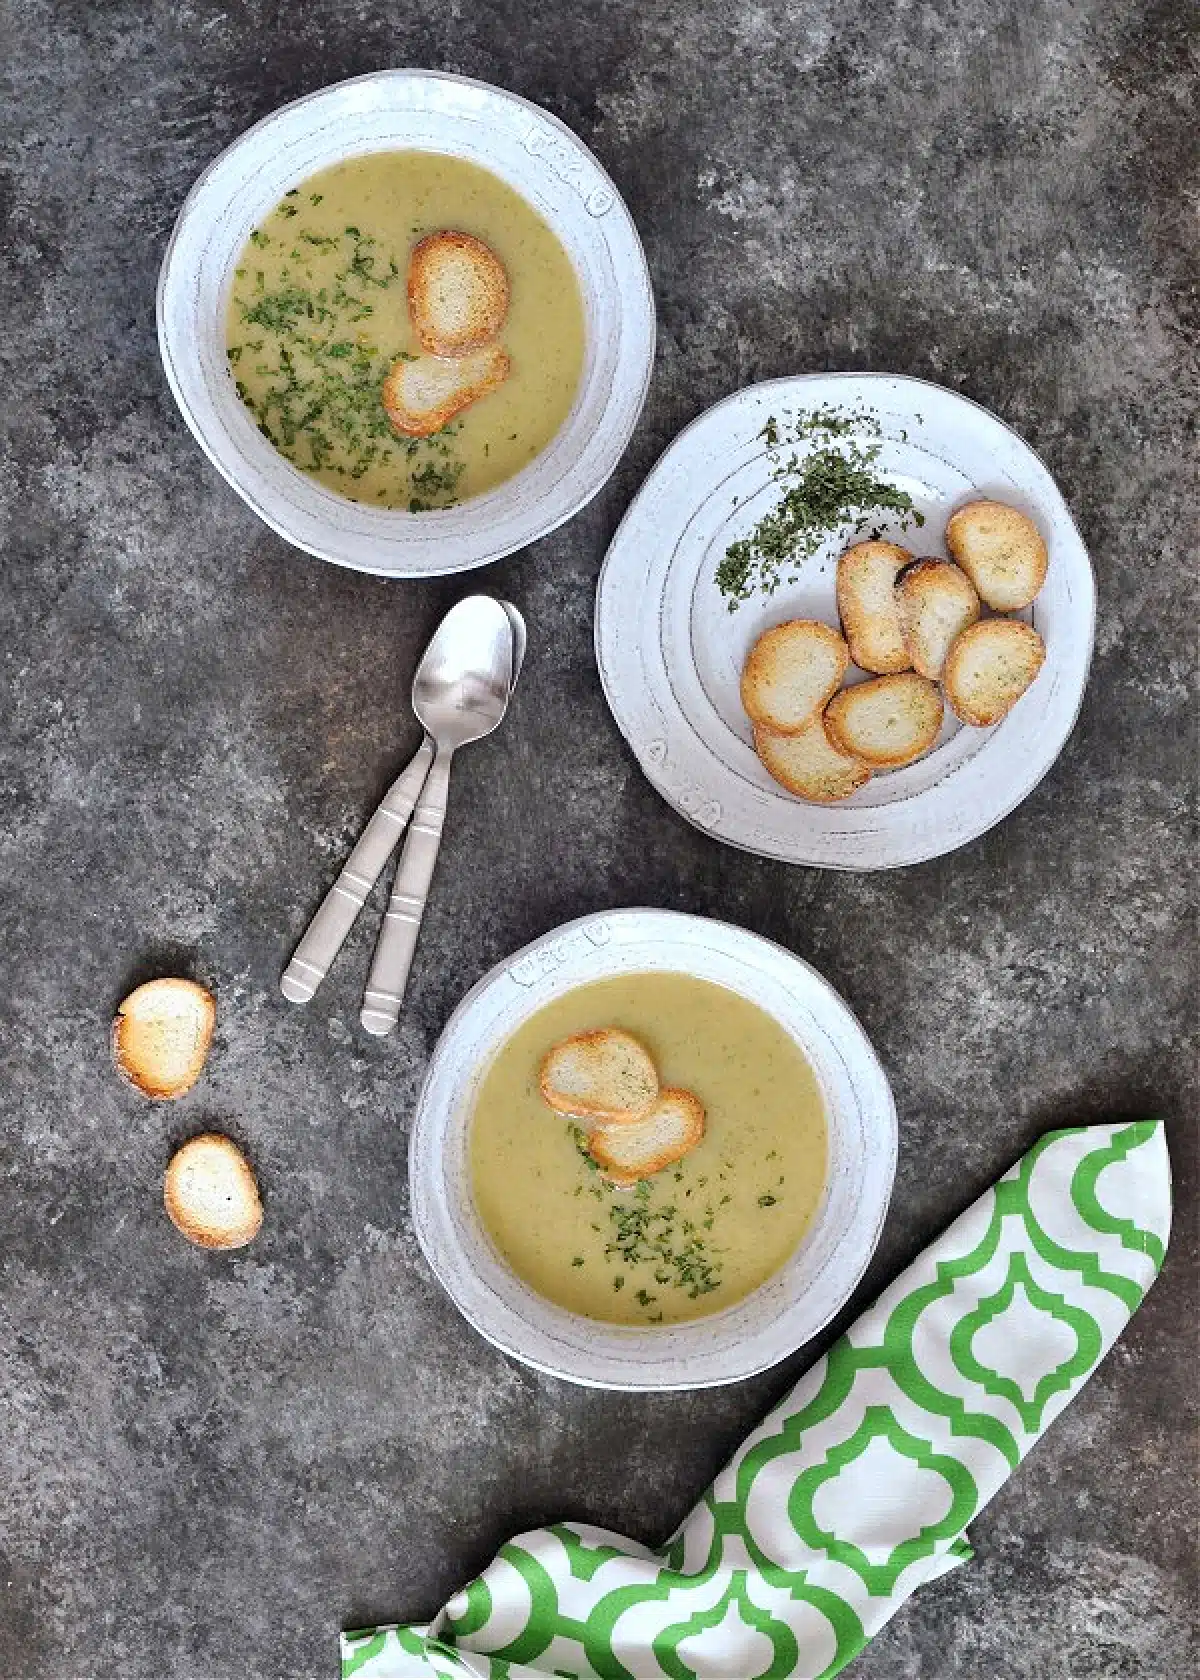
left=595, top=373, right=1095, bottom=869
left=409, top=908, right=897, bottom=1391
left=157, top=69, right=655, bottom=578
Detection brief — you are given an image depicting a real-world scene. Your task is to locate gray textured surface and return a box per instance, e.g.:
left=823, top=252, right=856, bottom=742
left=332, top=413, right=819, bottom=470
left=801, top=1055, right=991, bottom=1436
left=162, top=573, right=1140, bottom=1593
left=1, top=0, right=1196, bottom=1675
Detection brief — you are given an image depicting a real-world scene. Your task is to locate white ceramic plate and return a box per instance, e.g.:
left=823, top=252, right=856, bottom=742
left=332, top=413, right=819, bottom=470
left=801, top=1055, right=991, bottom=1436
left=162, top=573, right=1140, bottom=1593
left=157, top=69, right=655, bottom=578
left=409, top=909, right=896, bottom=1390
left=595, top=374, right=1096, bottom=869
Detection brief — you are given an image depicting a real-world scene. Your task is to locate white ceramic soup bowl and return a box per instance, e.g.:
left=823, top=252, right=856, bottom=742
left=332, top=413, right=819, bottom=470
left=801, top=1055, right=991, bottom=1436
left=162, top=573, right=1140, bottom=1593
left=409, top=909, right=897, bottom=1390
left=157, top=69, right=656, bottom=578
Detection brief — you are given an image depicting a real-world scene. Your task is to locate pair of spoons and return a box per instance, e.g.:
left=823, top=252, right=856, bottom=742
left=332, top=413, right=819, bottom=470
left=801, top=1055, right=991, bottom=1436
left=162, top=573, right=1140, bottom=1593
left=281, top=596, right=525, bottom=1035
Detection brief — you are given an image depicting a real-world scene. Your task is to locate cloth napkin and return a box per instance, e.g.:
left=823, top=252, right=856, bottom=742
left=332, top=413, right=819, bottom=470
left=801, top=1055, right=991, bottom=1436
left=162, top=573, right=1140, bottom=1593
left=343, top=1120, right=1170, bottom=1680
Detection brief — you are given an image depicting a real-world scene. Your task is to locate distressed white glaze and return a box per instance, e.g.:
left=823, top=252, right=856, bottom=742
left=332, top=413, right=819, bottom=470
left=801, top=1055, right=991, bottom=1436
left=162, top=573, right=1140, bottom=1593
left=409, top=909, right=897, bottom=1390
left=595, top=374, right=1096, bottom=869
left=157, top=70, right=655, bottom=577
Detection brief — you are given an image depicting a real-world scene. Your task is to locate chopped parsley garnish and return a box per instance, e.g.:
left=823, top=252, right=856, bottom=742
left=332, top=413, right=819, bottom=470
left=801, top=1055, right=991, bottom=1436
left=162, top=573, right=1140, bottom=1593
left=408, top=457, right=465, bottom=512
left=228, top=215, right=463, bottom=509
left=715, top=407, right=924, bottom=608
left=606, top=1189, right=724, bottom=1301
left=571, top=1127, right=600, bottom=1169
left=566, top=1132, right=729, bottom=1311
left=564, top=1129, right=803, bottom=1317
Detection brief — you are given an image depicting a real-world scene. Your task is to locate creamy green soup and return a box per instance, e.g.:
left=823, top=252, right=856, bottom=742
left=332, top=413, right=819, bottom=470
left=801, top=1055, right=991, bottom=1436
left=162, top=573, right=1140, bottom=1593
left=470, top=973, right=829, bottom=1326
left=225, top=150, right=585, bottom=510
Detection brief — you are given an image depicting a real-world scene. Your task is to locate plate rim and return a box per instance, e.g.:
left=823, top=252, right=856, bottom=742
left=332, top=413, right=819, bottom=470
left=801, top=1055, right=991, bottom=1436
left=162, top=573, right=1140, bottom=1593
left=594, top=371, right=1097, bottom=870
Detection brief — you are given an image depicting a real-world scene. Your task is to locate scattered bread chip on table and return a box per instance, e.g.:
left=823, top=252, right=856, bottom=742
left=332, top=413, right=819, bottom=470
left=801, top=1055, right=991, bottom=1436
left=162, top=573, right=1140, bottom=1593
left=113, top=977, right=215, bottom=1100
left=836, top=540, right=914, bottom=674
left=164, top=1134, right=262, bottom=1250
left=825, top=672, right=944, bottom=768
left=943, top=617, right=1047, bottom=726
left=945, top=499, right=1048, bottom=611
left=539, top=1028, right=660, bottom=1126
left=587, top=1088, right=707, bottom=1188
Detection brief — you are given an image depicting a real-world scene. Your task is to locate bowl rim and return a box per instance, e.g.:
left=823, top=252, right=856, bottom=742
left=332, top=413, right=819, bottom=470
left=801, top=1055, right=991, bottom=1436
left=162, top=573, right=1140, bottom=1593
left=156, top=67, right=657, bottom=578
left=408, top=907, right=898, bottom=1390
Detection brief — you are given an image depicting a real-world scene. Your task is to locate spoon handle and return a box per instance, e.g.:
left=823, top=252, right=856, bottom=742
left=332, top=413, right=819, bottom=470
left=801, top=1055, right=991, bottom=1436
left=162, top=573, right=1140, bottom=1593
left=360, top=745, right=453, bottom=1036
left=281, top=737, right=435, bottom=1005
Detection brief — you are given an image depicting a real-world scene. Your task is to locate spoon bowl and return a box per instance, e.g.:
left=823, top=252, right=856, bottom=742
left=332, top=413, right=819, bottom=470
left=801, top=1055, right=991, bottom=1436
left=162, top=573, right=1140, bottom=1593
left=411, top=596, right=514, bottom=749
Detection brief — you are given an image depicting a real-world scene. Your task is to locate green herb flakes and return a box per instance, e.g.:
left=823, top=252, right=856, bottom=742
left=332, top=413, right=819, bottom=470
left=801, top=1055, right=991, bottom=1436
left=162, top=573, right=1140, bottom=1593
left=715, top=408, right=924, bottom=608
left=229, top=209, right=463, bottom=510
left=603, top=1187, right=724, bottom=1301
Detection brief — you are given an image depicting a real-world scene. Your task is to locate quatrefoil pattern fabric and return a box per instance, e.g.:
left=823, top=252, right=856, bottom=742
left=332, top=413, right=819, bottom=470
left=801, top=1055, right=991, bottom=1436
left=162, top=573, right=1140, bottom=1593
left=343, top=1121, right=1170, bottom=1680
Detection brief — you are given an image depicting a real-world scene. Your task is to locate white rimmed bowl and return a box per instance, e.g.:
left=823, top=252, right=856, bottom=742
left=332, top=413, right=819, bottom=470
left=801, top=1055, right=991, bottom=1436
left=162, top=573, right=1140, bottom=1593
left=409, top=909, right=897, bottom=1390
left=157, top=69, right=656, bottom=578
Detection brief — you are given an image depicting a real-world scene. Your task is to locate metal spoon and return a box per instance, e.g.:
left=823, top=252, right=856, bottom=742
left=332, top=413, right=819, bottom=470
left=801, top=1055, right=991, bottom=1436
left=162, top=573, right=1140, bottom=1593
left=360, top=596, right=515, bottom=1036
left=501, top=599, right=527, bottom=690
left=281, top=598, right=525, bottom=1007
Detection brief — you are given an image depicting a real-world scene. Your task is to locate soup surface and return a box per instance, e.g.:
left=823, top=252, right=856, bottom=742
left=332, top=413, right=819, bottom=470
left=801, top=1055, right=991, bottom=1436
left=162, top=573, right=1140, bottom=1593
left=225, top=150, right=585, bottom=509
left=470, top=973, right=828, bottom=1325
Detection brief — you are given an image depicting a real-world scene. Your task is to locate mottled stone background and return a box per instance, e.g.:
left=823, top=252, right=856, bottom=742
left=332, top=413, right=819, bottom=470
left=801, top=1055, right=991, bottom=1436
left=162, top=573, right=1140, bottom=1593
left=1, top=0, right=1195, bottom=1675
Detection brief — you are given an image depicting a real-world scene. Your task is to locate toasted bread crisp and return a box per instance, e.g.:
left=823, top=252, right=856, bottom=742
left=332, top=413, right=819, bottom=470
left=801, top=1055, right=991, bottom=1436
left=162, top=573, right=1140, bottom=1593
left=943, top=618, right=1046, bottom=726
left=539, top=1029, right=659, bottom=1126
left=740, top=620, right=849, bottom=736
left=408, top=231, right=510, bottom=357
left=895, top=560, right=981, bottom=680
left=836, top=540, right=913, bottom=674
left=825, top=672, right=944, bottom=768
left=164, top=1134, right=262, bottom=1250
left=588, top=1088, right=706, bottom=1188
left=113, top=977, right=215, bottom=1100
left=754, top=716, right=871, bottom=803
left=945, top=500, right=1048, bottom=611
left=382, top=344, right=510, bottom=439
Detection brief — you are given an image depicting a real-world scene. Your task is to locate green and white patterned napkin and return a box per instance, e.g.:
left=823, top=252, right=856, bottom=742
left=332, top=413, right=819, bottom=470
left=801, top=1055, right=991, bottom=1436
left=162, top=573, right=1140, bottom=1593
left=343, top=1121, right=1170, bottom=1680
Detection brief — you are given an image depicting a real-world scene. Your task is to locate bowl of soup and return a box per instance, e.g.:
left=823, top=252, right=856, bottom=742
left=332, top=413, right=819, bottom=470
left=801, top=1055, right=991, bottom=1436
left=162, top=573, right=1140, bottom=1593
left=157, top=70, right=655, bottom=577
left=410, top=909, right=897, bottom=1389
